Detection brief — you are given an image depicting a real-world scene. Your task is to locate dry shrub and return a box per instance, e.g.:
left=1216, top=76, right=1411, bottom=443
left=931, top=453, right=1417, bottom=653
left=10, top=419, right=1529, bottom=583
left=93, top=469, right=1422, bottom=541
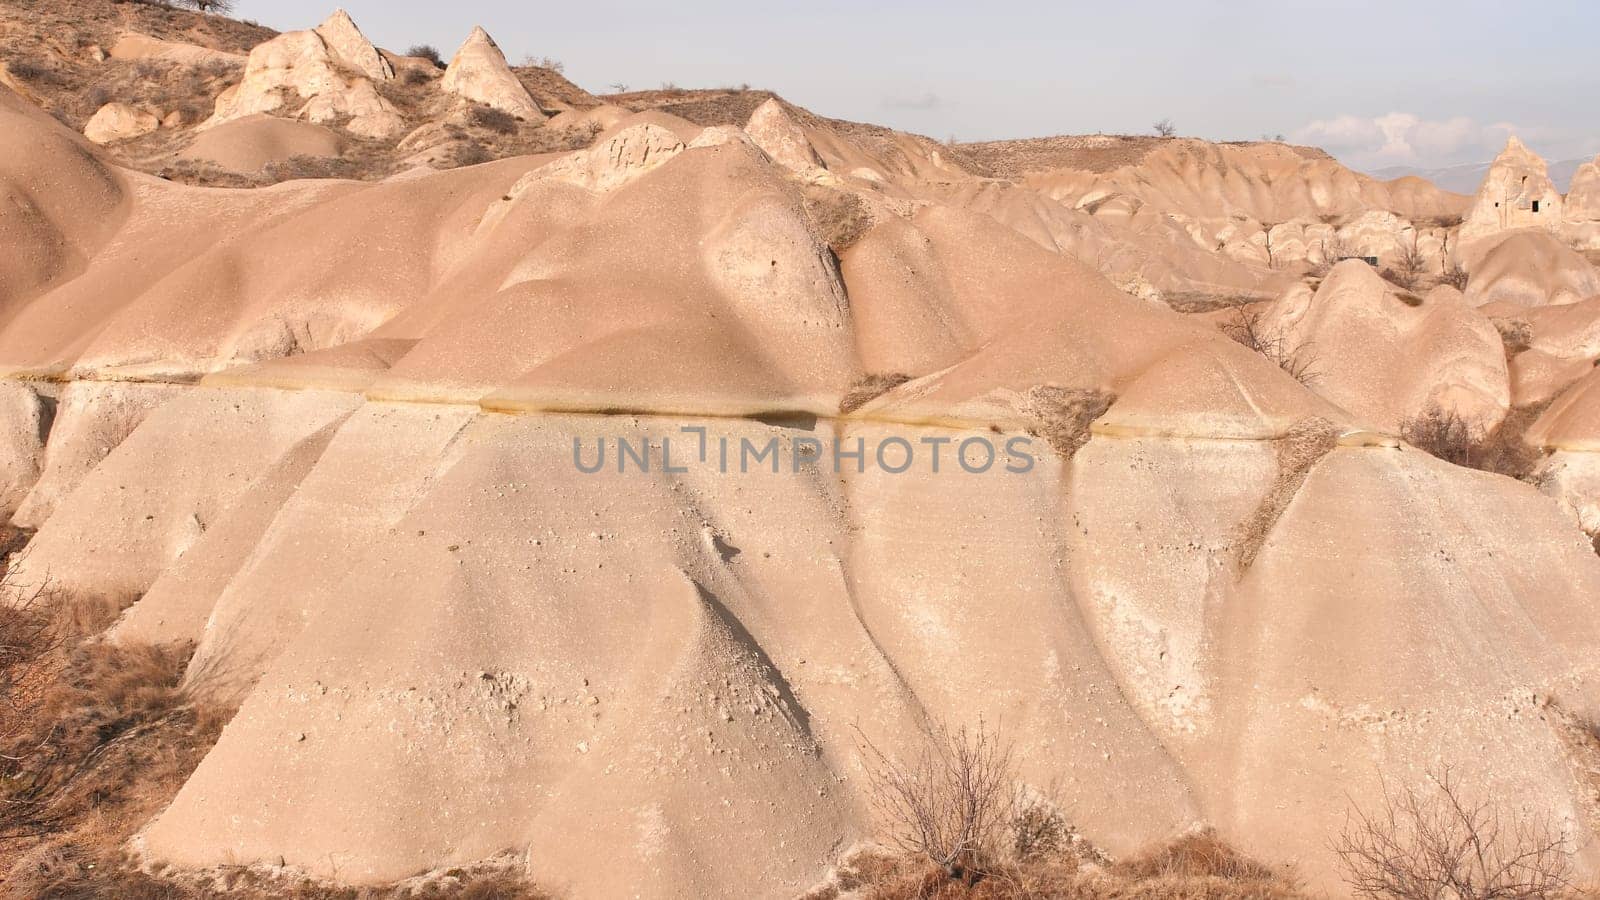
left=407, top=44, right=444, bottom=68
left=1494, top=318, right=1533, bottom=357
left=451, top=142, right=494, bottom=168
left=1026, top=386, right=1115, bottom=458
left=402, top=67, right=433, bottom=86
left=1441, top=259, right=1470, bottom=291
left=467, top=104, right=521, bottom=135
left=1388, top=236, right=1427, bottom=290
left=840, top=372, right=912, bottom=415
left=1314, top=234, right=1358, bottom=276
left=803, top=185, right=875, bottom=254
left=1220, top=308, right=1321, bottom=386
left=1401, top=405, right=1478, bottom=468
left=6, top=60, right=58, bottom=83
left=0, top=636, right=215, bottom=846
left=1333, top=765, right=1572, bottom=900
left=857, top=718, right=1017, bottom=881
left=1400, top=403, right=1544, bottom=480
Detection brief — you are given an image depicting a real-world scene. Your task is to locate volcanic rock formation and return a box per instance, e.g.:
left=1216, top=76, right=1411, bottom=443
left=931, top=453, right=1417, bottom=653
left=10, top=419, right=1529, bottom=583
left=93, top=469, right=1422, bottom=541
left=441, top=26, right=544, bottom=120
left=2, top=8, right=1600, bottom=898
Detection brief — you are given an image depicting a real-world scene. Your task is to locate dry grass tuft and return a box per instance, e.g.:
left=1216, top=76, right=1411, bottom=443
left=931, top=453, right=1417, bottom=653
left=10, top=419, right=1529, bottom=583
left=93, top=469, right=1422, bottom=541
left=808, top=835, right=1301, bottom=900
left=1025, top=386, right=1115, bottom=458
left=803, top=185, right=876, bottom=254
left=466, top=104, right=521, bottom=135
left=1494, top=318, right=1533, bottom=357
left=840, top=373, right=913, bottom=415
left=1113, top=829, right=1281, bottom=882
left=1234, top=416, right=1340, bottom=571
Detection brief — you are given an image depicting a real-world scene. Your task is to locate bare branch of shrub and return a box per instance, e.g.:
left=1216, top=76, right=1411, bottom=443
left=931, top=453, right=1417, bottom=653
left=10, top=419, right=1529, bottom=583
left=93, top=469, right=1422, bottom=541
left=855, top=718, right=1017, bottom=881
left=1221, top=308, right=1322, bottom=386
left=1333, top=765, right=1572, bottom=900
left=1153, top=119, right=1177, bottom=138
left=1315, top=234, right=1358, bottom=276
left=1389, top=233, right=1426, bottom=290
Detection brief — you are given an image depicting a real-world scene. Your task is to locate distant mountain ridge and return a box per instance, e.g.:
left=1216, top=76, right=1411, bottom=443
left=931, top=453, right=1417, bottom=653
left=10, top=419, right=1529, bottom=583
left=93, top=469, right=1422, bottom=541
left=1370, top=157, right=1587, bottom=195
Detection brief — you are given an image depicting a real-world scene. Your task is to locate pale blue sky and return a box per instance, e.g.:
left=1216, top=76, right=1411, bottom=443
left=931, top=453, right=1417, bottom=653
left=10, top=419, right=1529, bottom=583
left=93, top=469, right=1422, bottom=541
left=232, top=0, right=1600, bottom=172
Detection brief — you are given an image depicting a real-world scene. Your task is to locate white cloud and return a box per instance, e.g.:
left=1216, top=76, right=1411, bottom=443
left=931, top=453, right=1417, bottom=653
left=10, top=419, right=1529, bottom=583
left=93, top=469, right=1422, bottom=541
left=1291, top=112, right=1516, bottom=166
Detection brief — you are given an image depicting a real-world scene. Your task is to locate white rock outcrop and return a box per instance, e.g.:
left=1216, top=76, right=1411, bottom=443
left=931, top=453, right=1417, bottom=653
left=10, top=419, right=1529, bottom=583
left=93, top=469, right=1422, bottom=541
left=744, top=98, right=824, bottom=177
left=203, top=11, right=403, bottom=139
left=84, top=102, right=159, bottom=144
left=441, top=27, right=544, bottom=120
left=1460, top=136, right=1563, bottom=244
left=1262, top=260, right=1509, bottom=431
left=313, top=8, right=394, bottom=82
left=1563, top=154, right=1600, bottom=251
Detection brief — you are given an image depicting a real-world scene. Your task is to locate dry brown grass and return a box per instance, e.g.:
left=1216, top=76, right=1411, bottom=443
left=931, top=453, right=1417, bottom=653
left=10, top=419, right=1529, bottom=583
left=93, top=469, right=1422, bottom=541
left=466, top=104, right=521, bottom=135
left=0, top=536, right=553, bottom=898
left=1025, top=386, right=1115, bottom=458
left=840, top=373, right=913, bottom=415
left=1162, top=292, right=1260, bottom=315
left=808, top=835, right=1302, bottom=900
left=511, top=65, right=601, bottom=112
left=0, top=0, right=267, bottom=129
left=1234, top=416, right=1340, bottom=571
left=1494, top=318, right=1533, bottom=357
left=804, top=184, right=876, bottom=255
left=7, top=858, right=551, bottom=900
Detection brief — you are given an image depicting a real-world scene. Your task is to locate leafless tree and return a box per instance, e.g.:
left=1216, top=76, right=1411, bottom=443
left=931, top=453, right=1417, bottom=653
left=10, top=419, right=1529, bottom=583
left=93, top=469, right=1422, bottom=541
left=1391, top=233, right=1427, bottom=289
left=1315, top=233, right=1358, bottom=275
left=1153, top=119, right=1177, bottom=138
left=1333, top=765, right=1572, bottom=900
left=1441, top=258, right=1470, bottom=291
left=856, top=718, right=1017, bottom=880
left=168, top=0, right=234, bottom=12
left=1221, top=308, right=1322, bottom=386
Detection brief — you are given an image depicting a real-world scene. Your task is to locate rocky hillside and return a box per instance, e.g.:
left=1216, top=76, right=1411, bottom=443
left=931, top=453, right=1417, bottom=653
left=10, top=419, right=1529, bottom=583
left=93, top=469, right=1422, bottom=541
left=5, top=3, right=1600, bottom=899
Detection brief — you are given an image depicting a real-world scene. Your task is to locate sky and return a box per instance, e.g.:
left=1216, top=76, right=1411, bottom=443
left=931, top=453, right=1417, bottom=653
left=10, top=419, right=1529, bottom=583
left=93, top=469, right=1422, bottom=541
left=232, top=0, right=1600, bottom=174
